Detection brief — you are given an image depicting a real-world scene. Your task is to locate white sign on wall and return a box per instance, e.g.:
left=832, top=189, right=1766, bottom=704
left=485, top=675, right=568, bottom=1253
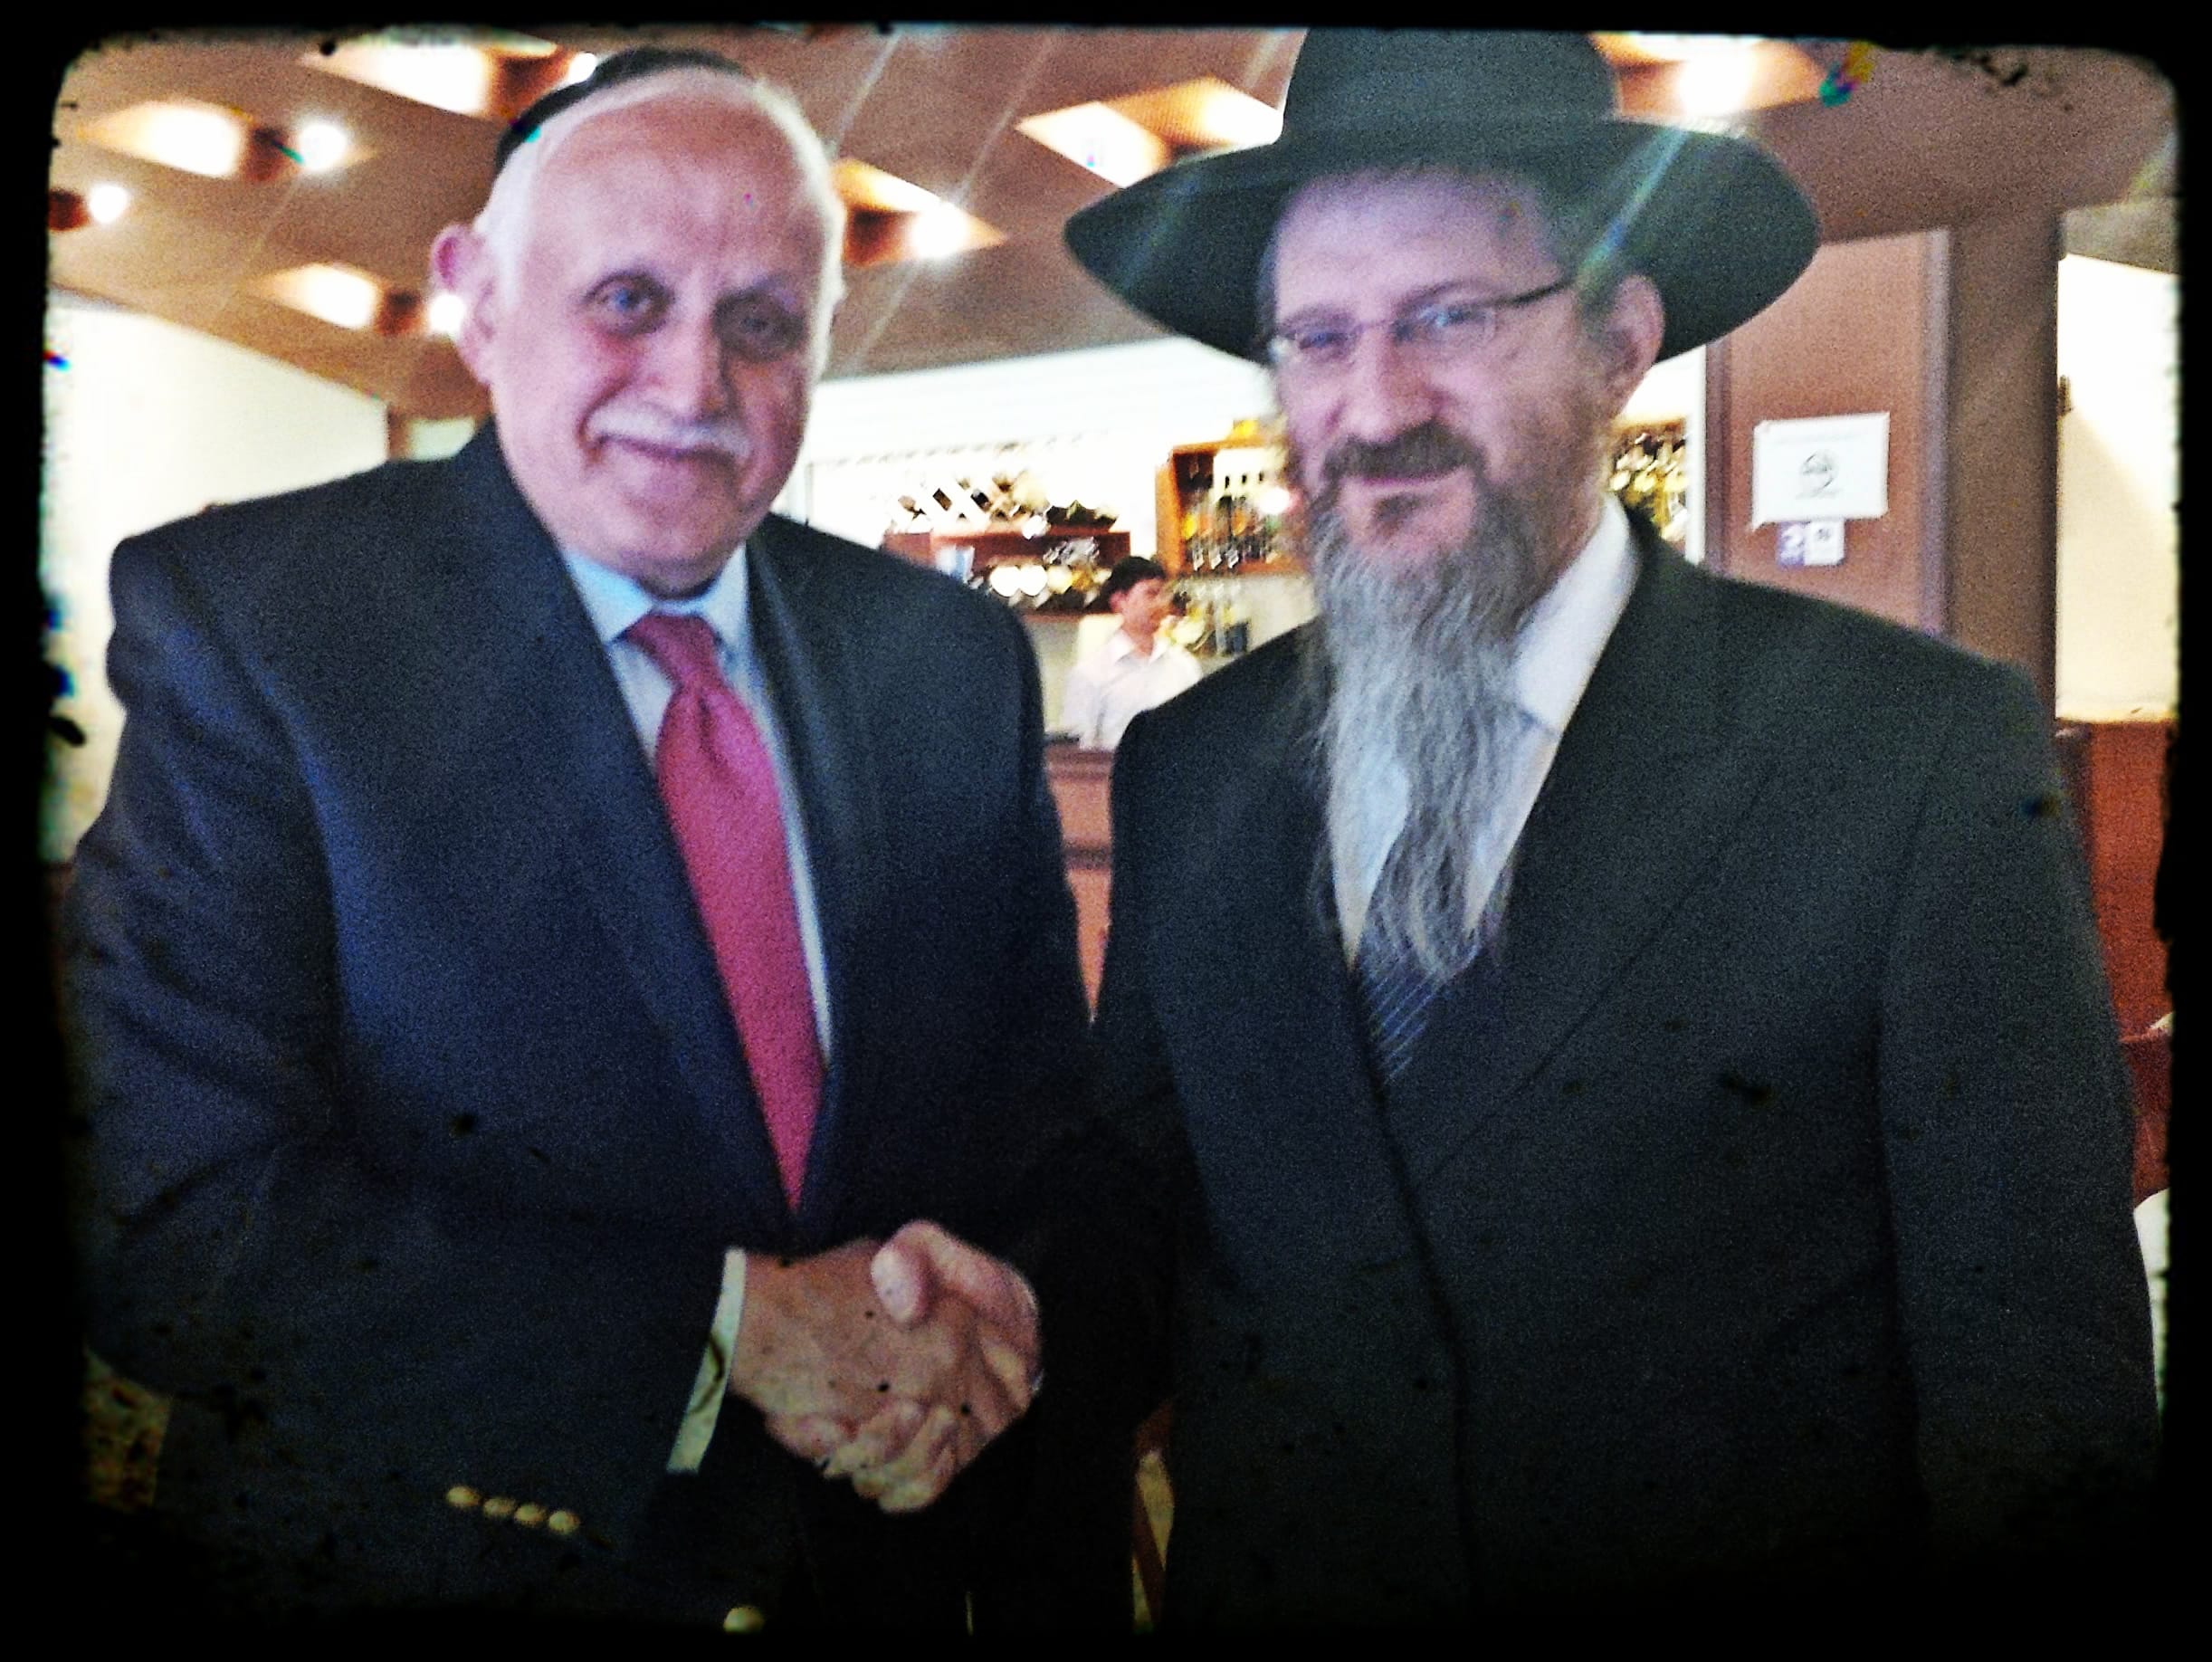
left=1750, top=412, right=1890, bottom=526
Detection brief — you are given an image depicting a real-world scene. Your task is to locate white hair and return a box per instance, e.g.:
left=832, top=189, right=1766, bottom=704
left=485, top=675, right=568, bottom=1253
left=472, top=67, right=847, bottom=371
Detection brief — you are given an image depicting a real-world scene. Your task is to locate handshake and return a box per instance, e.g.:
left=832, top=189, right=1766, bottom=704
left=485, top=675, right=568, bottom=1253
left=726, top=1221, right=1041, bottom=1514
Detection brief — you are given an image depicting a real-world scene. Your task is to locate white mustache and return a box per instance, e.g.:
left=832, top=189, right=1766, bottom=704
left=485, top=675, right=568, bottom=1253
left=588, top=406, right=753, bottom=463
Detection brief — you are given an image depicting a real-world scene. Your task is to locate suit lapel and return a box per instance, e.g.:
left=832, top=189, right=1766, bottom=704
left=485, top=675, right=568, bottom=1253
left=436, top=429, right=790, bottom=1241
left=1403, top=521, right=1784, bottom=1183
left=1164, top=647, right=1425, bottom=1271
left=741, top=519, right=891, bottom=1237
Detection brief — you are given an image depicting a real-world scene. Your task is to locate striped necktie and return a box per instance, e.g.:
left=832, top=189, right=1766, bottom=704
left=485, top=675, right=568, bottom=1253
left=1352, top=837, right=1446, bottom=1085
left=627, top=610, right=822, bottom=1208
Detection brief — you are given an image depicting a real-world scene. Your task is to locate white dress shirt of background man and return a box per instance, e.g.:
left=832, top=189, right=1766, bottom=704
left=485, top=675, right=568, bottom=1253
left=1061, top=556, right=1202, bottom=750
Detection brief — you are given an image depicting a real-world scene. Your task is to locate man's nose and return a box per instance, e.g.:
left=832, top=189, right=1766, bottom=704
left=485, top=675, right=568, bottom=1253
left=640, top=315, right=733, bottom=419
left=1333, top=330, right=1438, bottom=443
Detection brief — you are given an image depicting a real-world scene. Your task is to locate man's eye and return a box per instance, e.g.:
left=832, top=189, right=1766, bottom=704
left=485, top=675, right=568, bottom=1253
left=589, top=281, right=665, bottom=330
left=721, top=306, right=806, bottom=361
left=1289, top=325, right=1354, bottom=359
left=1412, top=301, right=1490, bottom=340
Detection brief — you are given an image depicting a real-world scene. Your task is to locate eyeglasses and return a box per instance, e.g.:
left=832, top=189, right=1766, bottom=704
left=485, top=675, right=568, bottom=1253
left=1263, top=277, right=1575, bottom=376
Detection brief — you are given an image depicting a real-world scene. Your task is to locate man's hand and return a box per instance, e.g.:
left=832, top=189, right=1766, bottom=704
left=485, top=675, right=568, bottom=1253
left=743, top=1230, right=1044, bottom=1514
left=872, top=1219, right=1040, bottom=1406
left=729, top=1227, right=1038, bottom=1513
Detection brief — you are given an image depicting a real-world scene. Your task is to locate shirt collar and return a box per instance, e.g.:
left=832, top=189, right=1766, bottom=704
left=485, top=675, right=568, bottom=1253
left=1103, top=628, right=1157, bottom=664
left=561, top=545, right=750, bottom=649
left=1511, top=493, right=1635, bottom=738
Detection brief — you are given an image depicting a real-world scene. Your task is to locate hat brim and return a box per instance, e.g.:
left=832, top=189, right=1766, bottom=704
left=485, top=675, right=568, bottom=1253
left=1064, top=118, right=1817, bottom=363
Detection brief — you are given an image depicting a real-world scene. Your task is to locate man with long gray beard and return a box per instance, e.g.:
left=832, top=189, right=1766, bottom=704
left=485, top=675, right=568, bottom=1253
left=1032, top=29, right=2160, bottom=1627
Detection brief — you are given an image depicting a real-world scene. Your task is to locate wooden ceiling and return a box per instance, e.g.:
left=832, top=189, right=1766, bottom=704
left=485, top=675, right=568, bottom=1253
left=49, top=28, right=2174, bottom=421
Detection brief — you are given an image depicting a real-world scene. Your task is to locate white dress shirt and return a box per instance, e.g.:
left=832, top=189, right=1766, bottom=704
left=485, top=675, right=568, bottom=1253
left=559, top=544, right=832, bottom=1473
left=1063, top=627, right=1204, bottom=750
left=1331, top=494, right=1639, bottom=960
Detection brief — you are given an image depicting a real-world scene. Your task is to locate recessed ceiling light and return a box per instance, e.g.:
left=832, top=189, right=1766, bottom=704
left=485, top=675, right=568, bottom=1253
left=255, top=263, right=386, bottom=332
left=908, top=205, right=973, bottom=261
left=81, top=100, right=248, bottom=179
left=86, top=183, right=132, bottom=224
left=1020, top=78, right=1282, bottom=188
left=830, top=159, right=1006, bottom=266
left=426, top=291, right=467, bottom=336
left=1618, top=33, right=1767, bottom=64
left=308, top=37, right=499, bottom=117
left=1106, top=77, right=1282, bottom=155
left=1017, top=103, right=1169, bottom=189
left=832, top=158, right=941, bottom=215
left=293, top=120, right=352, bottom=173
left=1675, top=46, right=1760, bottom=117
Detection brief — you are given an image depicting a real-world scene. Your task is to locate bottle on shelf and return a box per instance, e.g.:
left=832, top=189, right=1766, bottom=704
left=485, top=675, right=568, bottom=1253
left=1224, top=475, right=1251, bottom=568
left=1221, top=594, right=1250, bottom=656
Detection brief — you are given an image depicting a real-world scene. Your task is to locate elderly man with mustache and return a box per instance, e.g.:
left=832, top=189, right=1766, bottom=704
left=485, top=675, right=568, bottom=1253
left=62, top=46, right=1128, bottom=1632
left=956, top=28, right=2155, bottom=1629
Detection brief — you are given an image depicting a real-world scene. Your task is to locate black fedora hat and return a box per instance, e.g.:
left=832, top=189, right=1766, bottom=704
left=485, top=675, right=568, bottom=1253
left=1063, top=30, right=1817, bottom=363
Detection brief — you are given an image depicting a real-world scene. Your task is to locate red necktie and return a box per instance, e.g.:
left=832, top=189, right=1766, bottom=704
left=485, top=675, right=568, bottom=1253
left=626, top=611, right=822, bottom=1207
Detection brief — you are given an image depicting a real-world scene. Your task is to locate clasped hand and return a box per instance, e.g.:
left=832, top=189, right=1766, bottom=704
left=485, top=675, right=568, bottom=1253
left=727, top=1220, right=1038, bottom=1513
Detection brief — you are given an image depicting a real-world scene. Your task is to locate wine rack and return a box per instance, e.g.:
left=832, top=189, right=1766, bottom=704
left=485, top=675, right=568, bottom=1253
left=882, top=528, right=1131, bottom=616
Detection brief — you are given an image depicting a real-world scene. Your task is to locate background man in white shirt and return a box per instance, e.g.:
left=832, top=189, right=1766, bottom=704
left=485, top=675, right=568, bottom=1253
left=1025, top=28, right=2158, bottom=1627
left=1060, top=557, right=1202, bottom=750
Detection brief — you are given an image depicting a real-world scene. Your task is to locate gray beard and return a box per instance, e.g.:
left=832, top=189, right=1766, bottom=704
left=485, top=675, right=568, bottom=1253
left=1301, top=488, right=1559, bottom=984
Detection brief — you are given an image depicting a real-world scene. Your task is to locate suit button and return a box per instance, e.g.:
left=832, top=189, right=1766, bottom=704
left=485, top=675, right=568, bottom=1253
left=482, top=1495, right=518, bottom=1521
left=445, top=1485, right=481, bottom=1512
left=513, top=1502, right=548, bottom=1528
left=722, top=1605, right=767, bottom=1633
left=547, top=1510, right=581, bottom=1537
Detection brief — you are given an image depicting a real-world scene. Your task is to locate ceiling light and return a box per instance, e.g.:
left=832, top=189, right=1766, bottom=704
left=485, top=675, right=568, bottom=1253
left=1017, top=103, right=1171, bottom=188
left=293, top=120, right=351, bottom=173
left=833, top=158, right=942, bottom=215
left=1021, top=79, right=1281, bottom=187
left=908, top=205, right=972, bottom=261
left=1185, top=79, right=1283, bottom=150
left=86, top=183, right=131, bottom=224
left=1105, top=77, right=1282, bottom=155
left=832, top=159, right=1006, bottom=266
left=560, top=52, right=598, bottom=87
left=1619, top=33, right=1766, bottom=63
left=256, top=263, right=386, bottom=332
left=426, top=291, right=467, bottom=337
left=81, top=99, right=248, bottom=179
left=1675, top=47, right=1759, bottom=118
left=309, top=38, right=499, bottom=117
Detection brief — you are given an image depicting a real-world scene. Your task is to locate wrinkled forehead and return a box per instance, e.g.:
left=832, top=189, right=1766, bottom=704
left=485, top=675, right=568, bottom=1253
left=535, top=92, right=819, bottom=235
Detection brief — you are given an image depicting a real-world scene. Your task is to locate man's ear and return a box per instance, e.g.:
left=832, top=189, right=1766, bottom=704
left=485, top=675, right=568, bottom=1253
left=1593, top=273, right=1665, bottom=410
left=430, top=224, right=500, bottom=385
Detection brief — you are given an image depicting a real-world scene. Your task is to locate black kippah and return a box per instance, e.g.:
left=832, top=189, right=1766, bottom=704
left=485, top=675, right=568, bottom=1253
left=494, top=46, right=753, bottom=175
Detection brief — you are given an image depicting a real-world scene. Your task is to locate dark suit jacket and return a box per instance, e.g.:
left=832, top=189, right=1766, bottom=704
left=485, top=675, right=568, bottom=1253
left=62, top=426, right=1111, bottom=1628
left=1079, top=515, right=2160, bottom=1627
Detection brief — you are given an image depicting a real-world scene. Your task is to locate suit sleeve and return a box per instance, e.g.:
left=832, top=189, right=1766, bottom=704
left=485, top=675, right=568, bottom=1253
left=1873, top=663, right=2160, bottom=1567
left=62, top=534, right=715, bottom=1572
left=1025, top=708, right=1187, bottom=1437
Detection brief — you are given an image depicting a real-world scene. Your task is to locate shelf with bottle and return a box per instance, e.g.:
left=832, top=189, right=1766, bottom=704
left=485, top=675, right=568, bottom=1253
left=1609, top=419, right=1690, bottom=549
left=881, top=527, right=1131, bottom=616
left=877, top=465, right=1131, bottom=615
left=1156, top=419, right=1306, bottom=578
left=1165, top=575, right=1257, bottom=660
